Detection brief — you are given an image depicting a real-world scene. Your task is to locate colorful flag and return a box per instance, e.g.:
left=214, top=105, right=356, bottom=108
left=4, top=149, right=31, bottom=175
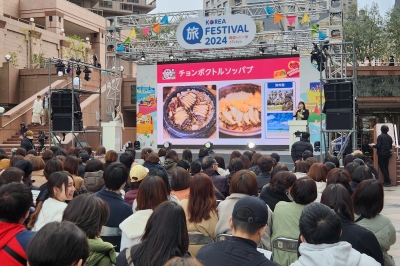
left=152, top=23, right=160, bottom=33
left=319, top=31, right=328, bottom=40
left=274, top=13, right=284, bottom=24
left=266, top=6, right=274, bottom=18
left=160, top=14, right=169, bottom=24
left=302, top=13, right=311, bottom=24
left=311, top=23, right=319, bottom=35
left=286, top=15, right=297, bottom=26
left=142, top=28, right=150, bottom=37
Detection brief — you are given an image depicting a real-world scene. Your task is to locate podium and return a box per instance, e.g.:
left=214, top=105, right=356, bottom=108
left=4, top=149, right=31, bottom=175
left=373, top=123, right=397, bottom=186
left=288, top=120, right=308, bottom=151
left=101, top=121, right=122, bottom=152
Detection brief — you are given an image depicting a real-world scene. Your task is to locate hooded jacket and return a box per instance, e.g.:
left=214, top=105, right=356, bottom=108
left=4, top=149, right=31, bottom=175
left=163, top=158, right=177, bottom=176
left=80, top=170, right=104, bottom=193
left=292, top=242, right=380, bottom=266
left=20, top=138, right=34, bottom=152
left=119, top=209, right=153, bottom=251
left=259, top=185, right=292, bottom=211
left=86, top=237, right=117, bottom=266
left=0, top=222, right=35, bottom=266
left=20, top=122, right=28, bottom=136
left=291, top=138, right=313, bottom=162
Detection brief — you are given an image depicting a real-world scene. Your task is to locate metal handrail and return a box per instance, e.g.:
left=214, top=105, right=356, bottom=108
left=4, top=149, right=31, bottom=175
left=1, top=107, right=33, bottom=129
left=394, top=124, right=399, bottom=160
left=1, top=81, right=72, bottom=129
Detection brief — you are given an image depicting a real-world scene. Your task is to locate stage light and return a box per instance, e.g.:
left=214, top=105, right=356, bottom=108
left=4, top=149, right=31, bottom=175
left=291, top=45, right=297, bottom=53
left=96, top=63, right=102, bottom=68
left=310, top=43, right=326, bottom=72
left=76, top=65, right=82, bottom=76
left=314, top=141, right=321, bottom=152
left=259, top=47, right=265, bottom=54
left=83, top=66, right=91, bottom=81
left=204, top=141, right=214, bottom=154
left=248, top=142, right=256, bottom=149
left=134, top=140, right=140, bottom=150
left=169, top=51, right=174, bottom=60
left=56, top=60, right=65, bottom=76
left=295, top=131, right=302, bottom=137
left=140, top=52, right=146, bottom=61
left=163, top=141, right=172, bottom=151
left=30, top=18, right=34, bottom=22
left=4, top=54, right=10, bottom=62
left=119, top=66, right=124, bottom=72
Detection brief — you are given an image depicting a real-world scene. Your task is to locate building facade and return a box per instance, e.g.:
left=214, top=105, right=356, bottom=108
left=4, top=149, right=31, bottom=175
left=68, top=0, right=156, bottom=17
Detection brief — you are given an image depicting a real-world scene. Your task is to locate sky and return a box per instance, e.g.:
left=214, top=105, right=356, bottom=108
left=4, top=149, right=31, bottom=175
left=150, top=0, right=395, bottom=16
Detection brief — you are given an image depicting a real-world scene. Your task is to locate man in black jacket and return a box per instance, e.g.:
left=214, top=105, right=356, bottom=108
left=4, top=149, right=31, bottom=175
left=197, top=196, right=278, bottom=266
left=202, top=156, right=228, bottom=200
left=291, top=132, right=313, bottom=163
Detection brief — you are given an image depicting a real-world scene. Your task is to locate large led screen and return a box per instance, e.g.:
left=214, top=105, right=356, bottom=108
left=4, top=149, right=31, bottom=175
left=157, top=57, right=300, bottom=146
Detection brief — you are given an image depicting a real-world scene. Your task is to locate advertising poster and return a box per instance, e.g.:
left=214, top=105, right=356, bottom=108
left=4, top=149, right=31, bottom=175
left=156, top=57, right=300, bottom=146
left=136, top=65, right=157, bottom=148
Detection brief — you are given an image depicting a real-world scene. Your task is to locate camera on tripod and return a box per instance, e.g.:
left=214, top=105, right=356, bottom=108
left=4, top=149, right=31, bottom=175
left=37, top=131, right=48, bottom=152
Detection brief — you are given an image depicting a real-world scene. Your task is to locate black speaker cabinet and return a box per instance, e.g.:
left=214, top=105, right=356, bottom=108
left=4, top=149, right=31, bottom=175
left=51, top=113, right=83, bottom=131
left=326, top=109, right=352, bottom=130
left=51, top=91, right=81, bottom=114
left=324, top=82, right=353, bottom=110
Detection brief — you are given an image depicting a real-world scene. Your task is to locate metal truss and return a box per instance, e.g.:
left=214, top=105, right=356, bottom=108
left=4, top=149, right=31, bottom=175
left=104, top=55, right=122, bottom=119
left=105, top=1, right=342, bottom=113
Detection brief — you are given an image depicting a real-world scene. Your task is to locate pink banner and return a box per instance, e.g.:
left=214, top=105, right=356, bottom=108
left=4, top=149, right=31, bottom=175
left=142, top=28, right=150, bottom=37
left=157, top=57, right=300, bottom=83
left=286, top=16, right=297, bottom=26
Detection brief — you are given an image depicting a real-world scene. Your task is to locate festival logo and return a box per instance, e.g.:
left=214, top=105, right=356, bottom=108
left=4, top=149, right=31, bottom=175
left=162, top=69, right=176, bottom=80
left=182, top=22, right=203, bottom=45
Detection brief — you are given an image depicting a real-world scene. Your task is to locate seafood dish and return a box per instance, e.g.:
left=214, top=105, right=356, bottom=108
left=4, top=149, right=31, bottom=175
left=219, top=83, right=262, bottom=133
left=165, top=87, right=215, bottom=133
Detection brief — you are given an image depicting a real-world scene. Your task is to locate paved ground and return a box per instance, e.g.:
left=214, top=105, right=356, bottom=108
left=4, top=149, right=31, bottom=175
left=383, top=186, right=400, bottom=264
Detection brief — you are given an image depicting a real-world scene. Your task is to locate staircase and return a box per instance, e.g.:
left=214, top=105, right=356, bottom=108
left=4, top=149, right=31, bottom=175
left=1, top=93, right=92, bottom=155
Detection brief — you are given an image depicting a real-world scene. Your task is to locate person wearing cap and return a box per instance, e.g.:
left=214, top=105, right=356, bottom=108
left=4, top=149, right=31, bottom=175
left=292, top=203, right=380, bottom=266
left=197, top=196, right=278, bottom=266
left=291, top=132, right=313, bottom=163
left=124, top=165, right=149, bottom=206
left=41, top=91, right=50, bottom=125
left=20, top=130, right=35, bottom=153
left=31, top=95, right=43, bottom=126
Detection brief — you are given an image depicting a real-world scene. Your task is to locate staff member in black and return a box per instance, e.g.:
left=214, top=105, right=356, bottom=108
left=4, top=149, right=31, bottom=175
left=293, top=101, right=309, bottom=121
left=369, top=125, right=393, bottom=187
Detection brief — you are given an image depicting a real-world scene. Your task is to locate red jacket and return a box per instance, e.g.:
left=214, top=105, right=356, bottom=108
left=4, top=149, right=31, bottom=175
left=124, top=188, right=139, bottom=206
left=0, top=222, right=35, bottom=266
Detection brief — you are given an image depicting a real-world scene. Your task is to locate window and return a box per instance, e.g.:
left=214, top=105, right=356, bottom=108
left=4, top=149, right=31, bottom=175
left=235, top=0, right=242, bottom=5
left=99, top=0, right=112, bottom=8
left=127, top=0, right=139, bottom=3
left=206, top=1, right=210, bottom=7
left=212, top=0, right=215, bottom=5
left=132, top=11, right=140, bottom=15
left=49, top=16, right=52, bottom=22
left=121, top=3, right=133, bottom=11
left=223, top=2, right=228, bottom=7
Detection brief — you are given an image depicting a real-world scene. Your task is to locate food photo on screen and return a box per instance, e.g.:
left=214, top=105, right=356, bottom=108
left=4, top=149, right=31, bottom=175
left=218, top=83, right=262, bottom=138
left=163, top=85, right=217, bottom=139
left=266, top=89, right=294, bottom=111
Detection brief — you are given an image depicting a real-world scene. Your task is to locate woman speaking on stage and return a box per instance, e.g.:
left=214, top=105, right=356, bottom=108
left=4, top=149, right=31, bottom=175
left=293, top=101, right=309, bottom=121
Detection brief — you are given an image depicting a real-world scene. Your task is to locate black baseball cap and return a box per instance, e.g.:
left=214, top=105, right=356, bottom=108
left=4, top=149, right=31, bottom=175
left=232, top=196, right=268, bottom=224
left=78, top=151, right=90, bottom=162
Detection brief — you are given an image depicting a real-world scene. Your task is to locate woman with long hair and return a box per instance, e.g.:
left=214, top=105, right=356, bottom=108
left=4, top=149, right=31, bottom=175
left=321, top=184, right=384, bottom=265
left=353, top=179, right=396, bottom=266
left=119, top=175, right=169, bottom=250
left=28, top=171, right=75, bottom=231
left=249, top=152, right=262, bottom=175
left=35, top=158, right=64, bottom=202
left=116, top=201, right=189, bottom=266
left=112, top=104, right=124, bottom=130
left=215, top=170, right=272, bottom=249
left=179, top=173, right=218, bottom=256
left=182, top=148, right=193, bottom=163
left=63, top=193, right=116, bottom=266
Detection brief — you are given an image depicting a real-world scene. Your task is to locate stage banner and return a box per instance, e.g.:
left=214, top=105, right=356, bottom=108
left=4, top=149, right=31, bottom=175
left=136, top=65, right=157, bottom=148
left=157, top=56, right=300, bottom=146
left=299, top=56, right=325, bottom=147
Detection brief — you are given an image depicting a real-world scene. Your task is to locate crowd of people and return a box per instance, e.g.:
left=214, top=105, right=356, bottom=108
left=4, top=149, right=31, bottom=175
left=0, top=144, right=396, bottom=266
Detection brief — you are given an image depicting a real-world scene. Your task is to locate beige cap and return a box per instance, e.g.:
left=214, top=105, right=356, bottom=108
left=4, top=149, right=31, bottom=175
left=129, top=165, right=149, bottom=182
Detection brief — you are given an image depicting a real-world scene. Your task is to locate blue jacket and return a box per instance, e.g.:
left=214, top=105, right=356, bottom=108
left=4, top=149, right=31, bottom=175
left=95, top=189, right=133, bottom=252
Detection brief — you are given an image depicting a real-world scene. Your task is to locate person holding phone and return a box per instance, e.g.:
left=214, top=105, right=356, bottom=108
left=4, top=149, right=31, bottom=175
left=293, top=101, right=309, bottom=121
